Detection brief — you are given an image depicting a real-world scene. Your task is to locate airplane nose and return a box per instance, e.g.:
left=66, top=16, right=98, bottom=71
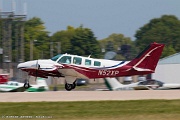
left=17, top=63, right=22, bottom=69
left=17, top=62, right=26, bottom=69
left=17, top=60, right=37, bottom=69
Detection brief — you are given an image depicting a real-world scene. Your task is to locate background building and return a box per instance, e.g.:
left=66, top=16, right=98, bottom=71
left=153, top=53, right=180, bottom=83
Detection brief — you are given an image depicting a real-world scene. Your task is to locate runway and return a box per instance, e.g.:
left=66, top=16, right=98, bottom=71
left=0, top=90, right=180, bottom=102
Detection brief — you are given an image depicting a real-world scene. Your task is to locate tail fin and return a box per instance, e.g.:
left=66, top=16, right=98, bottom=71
left=104, top=77, right=124, bottom=90
left=127, top=42, right=164, bottom=72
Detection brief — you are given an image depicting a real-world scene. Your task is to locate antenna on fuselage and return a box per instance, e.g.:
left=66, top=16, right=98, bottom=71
left=88, top=52, right=93, bottom=58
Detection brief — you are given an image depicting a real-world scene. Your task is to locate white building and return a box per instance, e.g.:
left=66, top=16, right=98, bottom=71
left=153, top=53, right=180, bottom=83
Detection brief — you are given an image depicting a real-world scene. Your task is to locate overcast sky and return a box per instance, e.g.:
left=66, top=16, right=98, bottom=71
left=1, top=0, right=180, bottom=40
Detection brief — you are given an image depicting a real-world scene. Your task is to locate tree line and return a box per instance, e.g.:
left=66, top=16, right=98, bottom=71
left=0, top=14, right=180, bottom=62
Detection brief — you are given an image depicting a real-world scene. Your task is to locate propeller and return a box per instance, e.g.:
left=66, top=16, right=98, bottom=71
left=35, top=60, right=40, bottom=81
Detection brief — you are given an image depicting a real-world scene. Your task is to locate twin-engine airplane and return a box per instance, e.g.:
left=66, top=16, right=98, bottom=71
left=17, top=42, right=164, bottom=91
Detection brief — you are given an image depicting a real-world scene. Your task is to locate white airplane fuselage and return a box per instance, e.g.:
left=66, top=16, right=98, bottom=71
left=17, top=43, right=165, bottom=91
left=18, top=53, right=129, bottom=80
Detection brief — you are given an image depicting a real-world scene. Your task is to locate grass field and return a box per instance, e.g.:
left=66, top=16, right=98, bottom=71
left=0, top=100, right=180, bottom=120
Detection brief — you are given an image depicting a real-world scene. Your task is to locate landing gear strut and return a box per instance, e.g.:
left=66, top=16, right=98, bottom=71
left=24, top=82, right=30, bottom=89
left=24, top=80, right=30, bottom=89
left=65, top=80, right=76, bottom=91
left=24, top=76, right=31, bottom=89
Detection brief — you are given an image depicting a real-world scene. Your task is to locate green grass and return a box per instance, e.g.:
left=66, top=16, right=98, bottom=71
left=0, top=100, right=180, bottom=120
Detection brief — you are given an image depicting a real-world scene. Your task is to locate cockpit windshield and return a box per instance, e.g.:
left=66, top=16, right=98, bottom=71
left=51, top=54, right=63, bottom=61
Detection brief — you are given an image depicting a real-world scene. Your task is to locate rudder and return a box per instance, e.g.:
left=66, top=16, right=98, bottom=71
left=127, top=42, right=165, bottom=72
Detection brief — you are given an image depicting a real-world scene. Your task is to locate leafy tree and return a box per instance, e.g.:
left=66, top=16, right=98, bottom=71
left=0, top=20, right=2, bottom=64
left=99, top=33, right=136, bottom=60
left=105, top=41, right=114, bottom=51
left=51, top=25, right=101, bottom=58
left=70, top=25, right=101, bottom=58
left=161, top=45, right=176, bottom=58
left=99, top=34, right=132, bottom=51
left=51, top=26, right=75, bottom=55
left=0, top=19, right=2, bottom=47
left=24, top=17, right=50, bottom=61
left=135, top=15, right=180, bottom=57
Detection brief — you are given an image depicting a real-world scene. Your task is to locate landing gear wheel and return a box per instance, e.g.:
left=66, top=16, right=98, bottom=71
left=65, top=80, right=77, bottom=91
left=24, top=82, right=30, bottom=89
left=71, top=80, right=77, bottom=89
left=65, top=83, right=73, bottom=91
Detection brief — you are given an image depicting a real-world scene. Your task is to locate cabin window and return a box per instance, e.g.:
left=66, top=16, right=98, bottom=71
left=73, top=57, right=82, bottom=65
left=94, top=61, right=101, bottom=66
left=51, top=54, right=62, bottom=61
left=58, top=56, right=72, bottom=64
left=85, top=59, right=91, bottom=66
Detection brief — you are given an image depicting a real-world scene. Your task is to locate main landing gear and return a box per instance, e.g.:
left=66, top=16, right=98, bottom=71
left=23, top=76, right=77, bottom=91
left=65, top=80, right=77, bottom=91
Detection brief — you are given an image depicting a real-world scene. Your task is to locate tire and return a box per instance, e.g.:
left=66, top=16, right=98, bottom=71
left=65, top=83, right=73, bottom=91
left=71, top=81, right=77, bottom=89
left=24, top=83, right=30, bottom=89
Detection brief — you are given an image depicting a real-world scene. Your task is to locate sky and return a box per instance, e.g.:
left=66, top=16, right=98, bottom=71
left=1, top=0, right=180, bottom=40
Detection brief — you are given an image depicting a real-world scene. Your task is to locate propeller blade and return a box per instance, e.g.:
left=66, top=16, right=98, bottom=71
left=35, top=60, right=40, bottom=81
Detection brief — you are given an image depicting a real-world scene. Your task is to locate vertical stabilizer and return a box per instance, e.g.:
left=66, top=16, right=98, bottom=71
left=104, top=77, right=123, bottom=90
left=126, top=42, right=164, bottom=72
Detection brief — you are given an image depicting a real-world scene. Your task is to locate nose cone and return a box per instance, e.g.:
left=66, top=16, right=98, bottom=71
left=17, top=59, right=62, bottom=70
left=17, top=62, right=24, bottom=69
left=17, top=60, right=38, bottom=69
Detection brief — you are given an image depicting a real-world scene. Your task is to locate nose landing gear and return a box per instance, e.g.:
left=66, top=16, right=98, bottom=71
left=23, top=76, right=31, bottom=89
left=24, top=82, right=30, bottom=89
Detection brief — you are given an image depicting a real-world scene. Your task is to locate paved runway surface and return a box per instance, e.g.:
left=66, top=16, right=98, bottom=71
left=0, top=90, right=180, bottom=102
